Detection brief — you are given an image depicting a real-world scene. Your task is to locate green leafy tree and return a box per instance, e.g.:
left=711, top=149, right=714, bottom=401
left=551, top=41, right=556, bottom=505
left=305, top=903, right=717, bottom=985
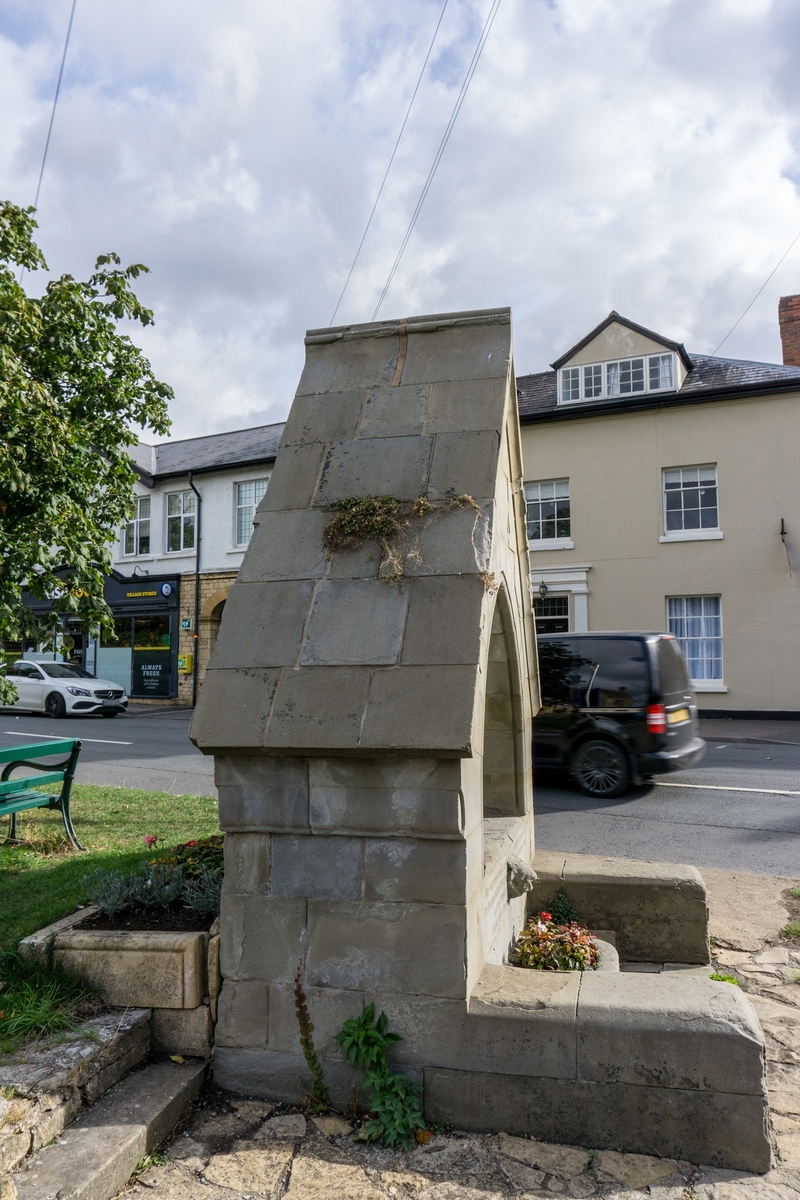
left=0, top=201, right=172, bottom=702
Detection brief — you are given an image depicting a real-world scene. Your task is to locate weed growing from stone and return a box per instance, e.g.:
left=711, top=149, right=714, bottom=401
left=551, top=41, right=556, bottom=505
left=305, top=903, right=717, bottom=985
left=294, top=964, right=330, bottom=1110
left=512, top=912, right=599, bottom=971
left=782, top=922, right=800, bottom=939
left=335, top=1003, right=425, bottom=1147
left=792, top=887, right=800, bottom=900
left=0, top=949, right=102, bottom=1054
left=710, top=972, right=739, bottom=985
left=322, top=493, right=480, bottom=581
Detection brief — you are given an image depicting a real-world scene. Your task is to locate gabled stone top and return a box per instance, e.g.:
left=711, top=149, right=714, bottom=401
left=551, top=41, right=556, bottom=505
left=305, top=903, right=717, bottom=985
left=190, top=307, right=534, bottom=758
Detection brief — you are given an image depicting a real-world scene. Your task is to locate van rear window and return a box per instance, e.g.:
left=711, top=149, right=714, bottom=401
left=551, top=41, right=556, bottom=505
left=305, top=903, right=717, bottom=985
left=656, top=637, right=691, bottom=695
left=538, top=637, right=650, bottom=709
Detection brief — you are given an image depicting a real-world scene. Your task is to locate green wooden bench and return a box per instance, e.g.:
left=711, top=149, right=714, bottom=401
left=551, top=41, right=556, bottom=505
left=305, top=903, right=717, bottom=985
left=0, top=739, right=84, bottom=850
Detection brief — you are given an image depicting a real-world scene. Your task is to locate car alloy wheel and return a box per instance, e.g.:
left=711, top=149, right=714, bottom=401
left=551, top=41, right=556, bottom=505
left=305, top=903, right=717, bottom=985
left=45, top=692, right=66, bottom=719
left=571, top=738, right=630, bottom=799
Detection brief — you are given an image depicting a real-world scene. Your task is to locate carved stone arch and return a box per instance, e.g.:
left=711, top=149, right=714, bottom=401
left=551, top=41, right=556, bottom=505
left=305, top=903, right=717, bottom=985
left=201, top=586, right=232, bottom=619
left=482, top=583, right=526, bottom=818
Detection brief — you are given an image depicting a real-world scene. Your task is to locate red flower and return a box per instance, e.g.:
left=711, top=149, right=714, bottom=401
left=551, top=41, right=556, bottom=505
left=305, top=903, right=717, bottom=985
left=540, top=912, right=553, bottom=922
left=185, top=840, right=197, bottom=847
left=143, top=835, right=158, bottom=848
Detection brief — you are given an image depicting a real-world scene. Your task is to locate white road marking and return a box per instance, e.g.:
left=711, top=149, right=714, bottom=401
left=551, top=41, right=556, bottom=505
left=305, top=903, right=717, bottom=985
left=2, top=731, right=133, bottom=746
left=655, top=780, right=800, bottom=798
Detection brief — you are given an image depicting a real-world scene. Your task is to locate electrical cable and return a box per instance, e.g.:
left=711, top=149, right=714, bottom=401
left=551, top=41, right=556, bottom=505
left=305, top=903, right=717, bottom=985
left=328, top=0, right=450, bottom=327
left=19, top=0, right=78, bottom=284
left=371, top=0, right=503, bottom=321
left=713, top=227, right=800, bottom=355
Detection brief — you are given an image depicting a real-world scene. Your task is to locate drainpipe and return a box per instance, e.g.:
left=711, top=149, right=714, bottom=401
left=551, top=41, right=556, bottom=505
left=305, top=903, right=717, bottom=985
left=187, top=472, right=202, bottom=707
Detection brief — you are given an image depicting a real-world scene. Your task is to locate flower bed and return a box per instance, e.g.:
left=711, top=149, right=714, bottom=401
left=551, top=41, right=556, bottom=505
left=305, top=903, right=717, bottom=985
left=511, top=911, right=599, bottom=971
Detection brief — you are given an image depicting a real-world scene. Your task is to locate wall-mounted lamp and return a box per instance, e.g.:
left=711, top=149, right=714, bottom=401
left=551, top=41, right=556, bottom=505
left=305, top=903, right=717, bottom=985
left=538, top=581, right=549, bottom=602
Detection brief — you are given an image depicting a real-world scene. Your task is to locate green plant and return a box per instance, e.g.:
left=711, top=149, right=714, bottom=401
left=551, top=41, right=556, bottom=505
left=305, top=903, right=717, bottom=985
left=294, top=964, right=330, bottom=1110
left=710, top=972, right=739, bottom=985
left=335, top=1003, right=425, bottom=1148
left=791, top=887, right=800, bottom=899
left=83, top=866, right=137, bottom=916
left=547, top=887, right=579, bottom=925
left=132, top=863, right=185, bottom=909
left=0, top=949, right=101, bottom=1054
left=512, top=912, right=599, bottom=971
left=150, top=835, right=224, bottom=878
left=181, top=869, right=223, bottom=915
left=783, top=922, right=800, bottom=939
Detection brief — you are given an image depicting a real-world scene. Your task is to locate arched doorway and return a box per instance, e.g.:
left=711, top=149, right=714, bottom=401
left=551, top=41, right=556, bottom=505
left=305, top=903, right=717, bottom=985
left=482, top=588, right=525, bottom=817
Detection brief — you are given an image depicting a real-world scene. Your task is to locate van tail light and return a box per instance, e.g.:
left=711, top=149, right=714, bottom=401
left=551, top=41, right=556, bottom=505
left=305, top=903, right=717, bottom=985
left=646, top=703, right=668, bottom=734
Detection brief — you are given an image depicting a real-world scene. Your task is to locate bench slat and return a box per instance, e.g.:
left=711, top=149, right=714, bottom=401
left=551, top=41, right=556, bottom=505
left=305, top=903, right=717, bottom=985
left=0, top=739, right=80, bottom=763
left=0, top=772, right=65, bottom=796
left=1, top=792, right=59, bottom=815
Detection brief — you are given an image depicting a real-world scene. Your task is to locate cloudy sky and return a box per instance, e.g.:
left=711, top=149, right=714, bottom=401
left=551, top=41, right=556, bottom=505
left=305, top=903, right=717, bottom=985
left=1, top=0, right=799, bottom=441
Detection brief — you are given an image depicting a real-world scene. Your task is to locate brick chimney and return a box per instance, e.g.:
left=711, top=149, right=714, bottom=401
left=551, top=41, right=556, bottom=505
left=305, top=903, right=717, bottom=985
left=779, top=294, right=800, bottom=367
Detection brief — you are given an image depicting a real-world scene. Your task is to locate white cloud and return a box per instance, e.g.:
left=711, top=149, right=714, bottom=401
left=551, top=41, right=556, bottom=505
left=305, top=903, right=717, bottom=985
left=1, top=0, right=798, bottom=439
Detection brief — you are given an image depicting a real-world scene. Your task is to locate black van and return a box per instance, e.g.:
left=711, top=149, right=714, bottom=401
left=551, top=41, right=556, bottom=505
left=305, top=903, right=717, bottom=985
left=533, top=632, right=705, bottom=798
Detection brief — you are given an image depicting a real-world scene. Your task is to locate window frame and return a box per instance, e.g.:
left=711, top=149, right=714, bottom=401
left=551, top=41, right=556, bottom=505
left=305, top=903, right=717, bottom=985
left=524, top=478, right=573, bottom=550
left=534, top=593, right=570, bottom=636
left=660, top=464, right=721, bottom=543
left=123, top=495, right=152, bottom=557
left=558, top=352, right=676, bottom=405
left=666, top=594, right=725, bottom=691
left=165, top=490, right=196, bottom=554
left=234, top=477, right=270, bottom=547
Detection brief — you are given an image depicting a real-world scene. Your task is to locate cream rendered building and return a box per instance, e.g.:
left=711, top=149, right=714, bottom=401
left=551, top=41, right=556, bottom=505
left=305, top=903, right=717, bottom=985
left=517, top=310, right=800, bottom=714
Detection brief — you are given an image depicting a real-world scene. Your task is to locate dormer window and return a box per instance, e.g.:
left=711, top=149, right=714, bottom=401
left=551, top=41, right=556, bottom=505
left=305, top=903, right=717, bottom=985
left=558, top=352, right=676, bottom=404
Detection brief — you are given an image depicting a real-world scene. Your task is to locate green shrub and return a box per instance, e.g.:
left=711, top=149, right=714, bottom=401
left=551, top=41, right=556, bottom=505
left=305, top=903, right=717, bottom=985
left=512, top=913, right=598, bottom=971
left=0, top=950, right=101, bottom=1054
left=83, top=866, right=137, bottom=916
left=710, top=972, right=739, bottom=985
left=150, top=835, right=224, bottom=878
left=133, top=863, right=185, bottom=909
left=782, top=922, right=800, bottom=939
left=181, top=869, right=223, bottom=916
left=547, top=887, right=579, bottom=925
left=335, top=1003, right=425, bottom=1148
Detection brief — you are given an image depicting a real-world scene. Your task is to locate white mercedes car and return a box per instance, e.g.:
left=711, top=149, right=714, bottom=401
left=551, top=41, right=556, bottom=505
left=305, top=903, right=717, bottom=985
left=1, top=661, right=128, bottom=719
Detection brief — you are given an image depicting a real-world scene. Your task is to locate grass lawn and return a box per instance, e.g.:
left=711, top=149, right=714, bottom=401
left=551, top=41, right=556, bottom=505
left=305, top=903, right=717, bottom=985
left=0, top=784, right=219, bottom=949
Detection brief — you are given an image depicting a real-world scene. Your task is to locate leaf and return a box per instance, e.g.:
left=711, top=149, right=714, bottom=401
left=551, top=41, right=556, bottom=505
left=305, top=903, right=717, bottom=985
left=169, top=1055, right=185, bottom=1064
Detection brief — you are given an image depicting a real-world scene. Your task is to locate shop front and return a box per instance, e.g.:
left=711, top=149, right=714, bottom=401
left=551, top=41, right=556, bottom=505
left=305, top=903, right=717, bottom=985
left=89, top=574, right=180, bottom=700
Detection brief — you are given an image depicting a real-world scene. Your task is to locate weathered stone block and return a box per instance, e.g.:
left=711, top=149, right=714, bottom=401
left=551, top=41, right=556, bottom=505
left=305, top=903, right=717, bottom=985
left=210, top=581, right=314, bottom=669
left=213, top=1047, right=368, bottom=1108
left=576, top=972, right=766, bottom=1095
left=216, top=980, right=270, bottom=1048
left=401, top=576, right=485, bottom=665
left=266, top=982, right=362, bottom=1057
left=427, top=429, right=501, bottom=502
left=222, top=832, right=271, bottom=894
left=308, top=757, right=463, bottom=837
left=300, top=579, right=410, bottom=666
left=259, top=441, right=327, bottom=511
left=270, top=834, right=362, bottom=900
left=190, top=668, right=280, bottom=750
left=237, top=509, right=330, bottom=583
left=401, top=314, right=511, bottom=384
left=216, top=756, right=309, bottom=833
left=306, top=901, right=466, bottom=997
left=220, top=896, right=306, bottom=982
left=280, top=389, right=365, bottom=445
left=208, top=933, right=221, bottom=1021
left=363, top=838, right=466, bottom=905
left=423, top=1068, right=771, bottom=1174
left=54, top=932, right=207, bottom=1009
left=151, top=1004, right=213, bottom=1056
left=425, top=378, right=507, bottom=433
left=296, top=330, right=399, bottom=396
left=358, top=384, right=429, bottom=438
left=411, top=503, right=492, bottom=576
left=266, top=667, right=372, bottom=750
left=360, top=665, right=478, bottom=754
left=314, top=436, right=433, bottom=505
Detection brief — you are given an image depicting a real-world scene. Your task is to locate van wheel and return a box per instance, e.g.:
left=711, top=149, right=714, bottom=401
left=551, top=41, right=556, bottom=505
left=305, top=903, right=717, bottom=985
left=45, top=692, right=66, bottom=719
left=571, top=739, right=630, bottom=798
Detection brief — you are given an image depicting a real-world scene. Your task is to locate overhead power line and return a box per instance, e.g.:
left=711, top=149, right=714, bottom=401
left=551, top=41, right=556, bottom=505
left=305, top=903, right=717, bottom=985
left=371, top=0, right=503, bottom=322
left=328, top=0, right=450, bottom=327
left=713, top=227, right=800, bottom=355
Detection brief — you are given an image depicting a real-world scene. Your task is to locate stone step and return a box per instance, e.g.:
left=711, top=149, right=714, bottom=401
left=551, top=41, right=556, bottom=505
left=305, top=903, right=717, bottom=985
left=13, top=1059, right=206, bottom=1200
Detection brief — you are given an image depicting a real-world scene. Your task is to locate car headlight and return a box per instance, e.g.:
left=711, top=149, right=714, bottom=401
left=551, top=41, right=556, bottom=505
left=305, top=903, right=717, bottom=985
left=66, top=686, right=91, bottom=697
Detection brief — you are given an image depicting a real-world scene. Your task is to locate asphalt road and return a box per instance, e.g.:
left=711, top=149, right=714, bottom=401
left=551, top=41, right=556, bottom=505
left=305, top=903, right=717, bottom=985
left=1, top=711, right=798, bottom=876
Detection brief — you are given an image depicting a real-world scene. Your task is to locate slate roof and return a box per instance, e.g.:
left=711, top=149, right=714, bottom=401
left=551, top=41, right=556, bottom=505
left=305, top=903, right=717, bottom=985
left=517, top=353, right=800, bottom=423
left=137, top=422, right=285, bottom=481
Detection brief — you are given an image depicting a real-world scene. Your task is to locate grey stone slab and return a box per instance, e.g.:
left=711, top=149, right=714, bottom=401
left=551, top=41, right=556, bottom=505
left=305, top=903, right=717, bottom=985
left=310, top=755, right=462, bottom=791
left=259, top=442, right=327, bottom=511
left=425, top=378, right=508, bottom=433
left=222, top=832, right=272, bottom=895
left=576, top=972, right=766, bottom=1096
left=14, top=1060, right=206, bottom=1200
left=314, top=436, right=433, bottom=505
left=401, top=576, right=485, bottom=665
left=357, top=384, right=429, bottom=438
left=150, top=1004, right=213, bottom=1057
left=265, top=667, right=372, bottom=751
left=238, top=509, right=330, bottom=583
left=215, top=979, right=270, bottom=1048
left=296, top=333, right=399, bottom=396
left=306, top=900, right=467, bottom=997
left=427, top=430, right=501, bottom=502
left=213, top=1048, right=365, bottom=1109
left=423, top=1067, right=771, bottom=1174
left=360, top=665, right=478, bottom=754
left=211, top=580, right=314, bottom=669
left=270, top=833, right=363, bottom=899
left=189, top=668, right=280, bottom=750
left=219, top=896, right=306, bottom=982
left=266, top=982, right=363, bottom=1057
left=281, top=389, right=365, bottom=445
left=216, top=756, right=309, bottom=833
left=411, top=503, right=493, bottom=576
left=401, top=319, right=511, bottom=385
left=326, top=540, right=381, bottom=578
left=308, top=757, right=463, bottom=837
left=364, top=838, right=467, bottom=904
left=300, top=579, right=409, bottom=666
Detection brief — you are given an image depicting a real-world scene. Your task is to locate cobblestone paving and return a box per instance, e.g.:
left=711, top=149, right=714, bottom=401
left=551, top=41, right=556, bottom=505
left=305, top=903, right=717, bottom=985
left=125, top=889, right=800, bottom=1200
